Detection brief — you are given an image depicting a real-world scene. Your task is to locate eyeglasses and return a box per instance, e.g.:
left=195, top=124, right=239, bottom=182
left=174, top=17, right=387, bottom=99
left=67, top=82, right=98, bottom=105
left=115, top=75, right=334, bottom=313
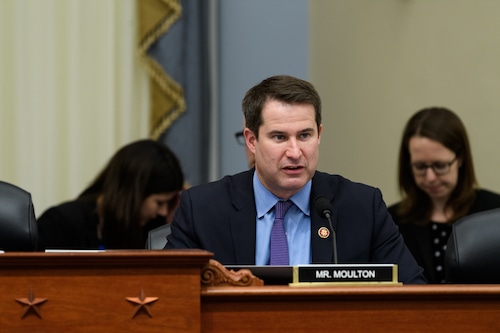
left=235, top=131, right=245, bottom=145
left=410, top=156, right=458, bottom=176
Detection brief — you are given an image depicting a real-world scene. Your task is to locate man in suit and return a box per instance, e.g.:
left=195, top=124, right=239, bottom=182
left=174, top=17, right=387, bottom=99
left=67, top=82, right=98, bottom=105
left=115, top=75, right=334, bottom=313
left=166, top=75, right=426, bottom=284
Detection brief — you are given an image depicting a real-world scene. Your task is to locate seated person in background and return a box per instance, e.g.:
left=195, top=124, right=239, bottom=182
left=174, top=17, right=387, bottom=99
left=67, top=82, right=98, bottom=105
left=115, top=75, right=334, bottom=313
left=166, top=74, right=426, bottom=284
left=388, top=107, right=500, bottom=283
left=37, top=139, right=184, bottom=250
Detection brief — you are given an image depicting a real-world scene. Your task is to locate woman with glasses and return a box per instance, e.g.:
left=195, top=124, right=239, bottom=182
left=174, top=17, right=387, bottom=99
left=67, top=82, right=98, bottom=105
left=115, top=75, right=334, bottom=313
left=388, top=107, right=500, bottom=283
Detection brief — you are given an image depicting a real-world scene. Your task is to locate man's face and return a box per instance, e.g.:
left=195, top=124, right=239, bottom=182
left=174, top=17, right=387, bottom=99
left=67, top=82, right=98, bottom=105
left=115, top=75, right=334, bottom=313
left=245, top=99, right=322, bottom=199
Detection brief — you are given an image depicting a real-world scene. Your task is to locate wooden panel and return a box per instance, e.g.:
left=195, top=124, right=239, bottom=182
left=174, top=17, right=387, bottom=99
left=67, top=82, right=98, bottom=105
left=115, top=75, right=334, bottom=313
left=201, top=285, right=500, bottom=332
left=3, top=252, right=500, bottom=332
left=0, top=250, right=212, bottom=333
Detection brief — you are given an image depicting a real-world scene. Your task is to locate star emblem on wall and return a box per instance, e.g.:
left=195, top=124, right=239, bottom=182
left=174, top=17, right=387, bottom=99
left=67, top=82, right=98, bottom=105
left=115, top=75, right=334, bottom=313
left=126, top=288, right=159, bottom=318
left=15, top=289, right=48, bottom=319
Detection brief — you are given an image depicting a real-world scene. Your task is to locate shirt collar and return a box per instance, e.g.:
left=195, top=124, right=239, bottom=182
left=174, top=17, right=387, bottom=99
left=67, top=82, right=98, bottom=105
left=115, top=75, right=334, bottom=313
left=253, top=171, right=311, bottom=218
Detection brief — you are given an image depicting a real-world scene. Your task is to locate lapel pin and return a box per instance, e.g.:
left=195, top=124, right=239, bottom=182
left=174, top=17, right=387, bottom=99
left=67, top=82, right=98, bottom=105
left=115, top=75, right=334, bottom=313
left=318, top=227, right=330, bottom=239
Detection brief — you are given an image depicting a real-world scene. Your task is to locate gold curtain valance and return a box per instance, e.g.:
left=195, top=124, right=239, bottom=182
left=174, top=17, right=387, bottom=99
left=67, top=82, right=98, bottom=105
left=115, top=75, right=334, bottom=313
left=137, top=0, right=186, bottom=139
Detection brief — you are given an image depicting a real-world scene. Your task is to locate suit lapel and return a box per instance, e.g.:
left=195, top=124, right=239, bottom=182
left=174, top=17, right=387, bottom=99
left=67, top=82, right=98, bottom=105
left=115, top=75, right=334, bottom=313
left=310, top=172, right=338, bottom=263
left=227, top=170, right=258, bottom=264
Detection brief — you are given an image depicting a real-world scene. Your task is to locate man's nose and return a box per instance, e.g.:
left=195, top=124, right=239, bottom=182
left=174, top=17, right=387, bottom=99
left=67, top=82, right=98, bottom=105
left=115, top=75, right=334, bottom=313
left=286, top=138, right=301, bottom=159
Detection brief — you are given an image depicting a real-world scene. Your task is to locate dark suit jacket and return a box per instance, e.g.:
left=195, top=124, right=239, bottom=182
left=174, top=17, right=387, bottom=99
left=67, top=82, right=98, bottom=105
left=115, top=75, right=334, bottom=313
left=389, top=189, right=500, bottom=283
left=166, top=170, right=426, bottom=284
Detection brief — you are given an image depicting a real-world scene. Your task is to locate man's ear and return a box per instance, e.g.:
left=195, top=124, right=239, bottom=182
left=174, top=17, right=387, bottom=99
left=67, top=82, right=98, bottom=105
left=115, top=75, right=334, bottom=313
left=244, top=128, right=257, bottom=154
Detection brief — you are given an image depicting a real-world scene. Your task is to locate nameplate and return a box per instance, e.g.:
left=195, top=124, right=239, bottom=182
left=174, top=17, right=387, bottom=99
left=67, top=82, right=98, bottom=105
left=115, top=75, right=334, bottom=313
left=291, top=264, right=400, bottom=286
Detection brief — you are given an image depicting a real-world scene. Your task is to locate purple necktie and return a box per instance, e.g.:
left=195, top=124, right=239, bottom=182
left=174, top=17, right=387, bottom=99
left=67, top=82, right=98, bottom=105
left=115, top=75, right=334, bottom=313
left=270, top=200, right=293, bottom=265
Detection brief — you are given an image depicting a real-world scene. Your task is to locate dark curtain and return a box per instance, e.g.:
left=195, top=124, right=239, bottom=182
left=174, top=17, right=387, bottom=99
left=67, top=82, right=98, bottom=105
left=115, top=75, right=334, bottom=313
left=139, top=0, right=212, bottom=187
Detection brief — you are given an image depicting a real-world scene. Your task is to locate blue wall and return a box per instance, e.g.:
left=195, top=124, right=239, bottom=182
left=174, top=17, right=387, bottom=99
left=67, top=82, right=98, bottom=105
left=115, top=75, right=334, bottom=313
left=218, top=0, right=309, bottom=177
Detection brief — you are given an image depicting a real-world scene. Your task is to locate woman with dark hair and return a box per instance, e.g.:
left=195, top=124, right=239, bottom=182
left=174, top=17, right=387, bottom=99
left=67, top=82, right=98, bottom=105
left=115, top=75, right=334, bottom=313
left=388, top=107, right=500, bottom=283
left=37, top=139, right=185, bottom=250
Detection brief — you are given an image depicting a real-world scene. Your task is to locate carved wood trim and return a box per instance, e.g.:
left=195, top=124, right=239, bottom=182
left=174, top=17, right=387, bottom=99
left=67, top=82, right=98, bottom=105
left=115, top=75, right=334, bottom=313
left=201, top=259, right=264, bottom=287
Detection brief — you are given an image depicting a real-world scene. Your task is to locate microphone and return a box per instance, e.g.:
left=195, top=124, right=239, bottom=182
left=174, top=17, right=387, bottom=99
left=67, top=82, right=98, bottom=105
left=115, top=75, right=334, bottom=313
left=314, top=196, right=338, bottom=264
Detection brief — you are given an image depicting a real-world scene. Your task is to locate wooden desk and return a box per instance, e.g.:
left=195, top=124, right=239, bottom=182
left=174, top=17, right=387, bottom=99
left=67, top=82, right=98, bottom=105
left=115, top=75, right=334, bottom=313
left=2, top=251, right=500, bottom=332
left=201, top=284, right=500, bottom=332
left=0, top=250, right=212, bottom=333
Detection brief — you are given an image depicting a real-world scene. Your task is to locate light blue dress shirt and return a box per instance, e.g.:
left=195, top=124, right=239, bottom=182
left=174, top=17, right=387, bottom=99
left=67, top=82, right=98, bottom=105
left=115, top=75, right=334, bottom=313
left=253, top=171, right=312, bottom=265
